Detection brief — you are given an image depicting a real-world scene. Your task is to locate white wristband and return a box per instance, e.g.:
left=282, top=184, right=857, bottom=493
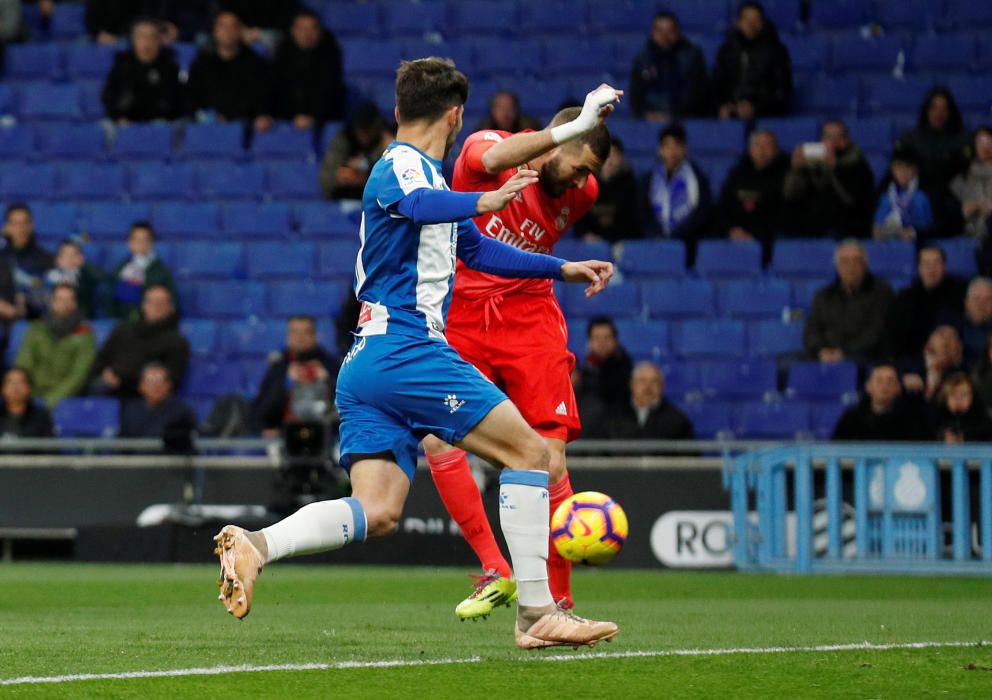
left=549, top=86, right=619, bottom=144
left=550, top=120, right=584, bottom=145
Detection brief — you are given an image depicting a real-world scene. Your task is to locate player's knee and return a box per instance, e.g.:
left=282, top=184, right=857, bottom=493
left=421, top=434, right=450, bottom=456
left=364, top=507, right=402, bottom=538
left=518, top=432, right=550, bottom=472
left=548, top=449, right=567, bottom=483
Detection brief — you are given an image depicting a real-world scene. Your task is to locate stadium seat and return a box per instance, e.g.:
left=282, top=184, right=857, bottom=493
left=675, top=320, right=747, bottom=358
left=791, top=278, right=831, bottom=311
left=78, top=79, right=104, bottom=120
left=642, top=278, right=717, bottom=319
left=797, top=77, right=860, bottom=117
left=770, top=239, right=836, bottom=279
left=873, top=0, right=941, bottom=31
left=50, top=2, right=85, bottom=39
left=196, top=163, right=265, bottom=200
left=911, top=35, right=976, bottom=71
left=0, top=124, right=35, bottom=160
left=0, top=164, right=57, bottom=200
left=700, top=359, right=778, bottom=400
left=268, top=281, right=346, bottom=317
left=736, top=400, right=812, bottom=439
left=267, top=163, right=323, bottom=199
left=4, top=320, right=29, bottom=364
left=221, top=202, right=292, bottom=237
left=36, top=123, right=106, bottom=159
left=846, top=118, right=894, bottom=155
left=322, top=2, right=380, bottom=36
left=317, top=240, right=360, bottom=280
left=758, top=117, right=819, bottom=152
left=250, top=124, right=314, bottom=160
left=174, top=241, right=243, bottom=279
left=63, top=44, right=116, bottom=80
left=659, top=362, right=703, bottom=398
left=151, top=202, right=221, bottom=237
left=58, top=163, right=126, bottom=200
left=831, top=36, right=903, bottom=72
left=613, top=319, right=670, bottom=362
left=196, top=281, right=267, bottom=317
left=945, top=76, right=992, bottom=112
left=170, top=42, right=197, bottom=71
left=113, top=123, right=173, bottom=160
left=542, top=38, right=613, bottom=74
left=597, top=0, right=653, bottom=33
left=182, top=362, right=243, bottom=399
left=53, top=398, right=120, bottom=438
left=404, top=38, right=474, bottom=72
left=809, top=0, right=869, bottom=28
left=679, top=400, right=735, bottom=439
left=451, top=1, right=517, bottom=34
left=246, top=242, right=315, bottom=278
left=863, top=76, right=933, bottom=114
left=664, top=0, right=731, bottom=33
left=935, top=238, right=978, bottom=278
left=697, top=155, right=735, bottom=193
left=5, top=44, right=61, bottom=80
left=618, top=240, right=686, bottom=278
left=941, top=0, right=992, bottom=30
left=863, top=240, right=915, bottom=278
left=129, top=164, right=195, bottom=200
left=683, top=120, right=746, bottom=156
left=82, top=202, right=151, bottom=239
left=787, top=361, right=858, bottom=400
left=781, top=34, right=829, bottom=74
left=296, top=202, right=357, bottom=238
left=179, top=122, right=244, bottom=159
left=811, top=401, right=848, bottom=439
left=554, top=240, right=611, bottom=264
left=342, top=39, right=406, bottom=77
left=222, top=319, right=287, bottom=357
left=382, top=1, right=449, bottom=36
left=179, top=319, right=219, bottom=356
left=29, top=202, right=78, bottom=237
left=748, top=319, right=804, bottom=357
left=717, top=278, right=792, bottom=319
left=562, top=283, right=641, bottom=319
left=695, top=240, right=763, bottom=278
left=520, top=0, right=588, bottom=34
left=18, top=83, right=82, bottom=120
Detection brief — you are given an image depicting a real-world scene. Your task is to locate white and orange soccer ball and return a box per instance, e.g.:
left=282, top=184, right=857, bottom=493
left=550, top=491, right=628, bottom=566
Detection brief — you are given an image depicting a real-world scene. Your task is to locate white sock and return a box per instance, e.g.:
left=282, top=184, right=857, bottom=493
left=498, top=470, right=554, bottom=608
left=261, top=497, right=367, bottom=563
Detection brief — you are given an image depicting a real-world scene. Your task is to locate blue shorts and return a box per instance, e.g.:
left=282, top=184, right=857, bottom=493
left=335, top=333, right=508, bottom=481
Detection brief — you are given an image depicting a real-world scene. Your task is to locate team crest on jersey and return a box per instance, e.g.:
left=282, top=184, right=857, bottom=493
left=555, top=207, right=571, bottom=231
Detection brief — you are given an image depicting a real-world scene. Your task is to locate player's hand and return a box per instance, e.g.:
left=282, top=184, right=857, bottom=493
left=477, top=169, right=538, bottom=213
left=550, top=85, right=623, bottom=144
left=561, top=260, right=614, bottom=297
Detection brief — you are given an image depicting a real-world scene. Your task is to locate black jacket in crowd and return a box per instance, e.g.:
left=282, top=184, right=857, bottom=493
left=252, top=345, right=340, bottom=432
left=887, top=274, right=967, bottom=365
left=936, top=403, right=992, bottom=442
left=607, top=399, right=695, bottom=440
left=718, top=151, right=790, bottom=254
left=628, top=37, right=709, bottom=119
left=711, top=21, right=793, bottom=117
left=580, top=347, right=633, bottom=409
left=0, top=402, right=53, bottom=438
left=3, top=236, right=54, bottom=319
left=84, top=0, right=141, bottom=38
left=94, top=314, right=191, bottom=397
left=803, top=273, right=895, bottom=362
left=120, top=395, right=198, bottom=443
left=832, top=398, right=932, bottom=441
left=267, top=30, right=344, bottom=123
left=219, top=0, right=300, bottom=30
left=186, top=43, right=268, bottom=121
left=574, top=161, right=641, bottom=242
left=783, top=144, right=876, bottom=237
left=142, top=0, right=213, bottom=41
left=102, top=48, right=183, bottom=122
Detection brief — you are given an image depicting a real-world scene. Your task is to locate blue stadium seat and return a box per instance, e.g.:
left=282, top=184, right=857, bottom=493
left=941, top=0, right=992, bottom=29
left=736, top=400, right=811, bottom=439
left=683, top=120, right=746, bottom=156
left=811, top=401, right=848, bottom=439
left=404, top=38, right=474, bottom=72
left=0, top=164, right=56, bottom=200
left=911, top=35, right=976, bottom=71
left=520, top=1, right=588, bottom=34
left=251, top=124, right=314, bottom=160
left=89, top=318, right=116, bottom=347
left=945, top=76, right=992, bottom=112
left=266, top=163, right=323, bottom=199
left=680, top=400, right=735, bottom=438
left=452, top=1, right=518, bottom=34
left=317, top=240, right=360, bottom=279
left=675, top=320, right=747, bottom=358
left=542, top=39, right=612, bottom=74
left=873, top=0, right=942, bottom=31
left=796, top=77, right=860, bottom=116
left=322, top=1, right=380, bottom=35
left=748, top=319, right=804, bottom=357
left=781, top=34, right=829, bottom=74
left=610, top=120, right=660, bottom=158
left=642, top=278, right=717, bottom=319
left=36, top=123, right=106, bottom=160
left=787, top=361, right=858, bottom=399
left=53, top=398, right=120, bottom=438
left=174, top=241, right=243, bottom=279
left=179, top=122, right=244, bottom=159
left=170, top=42, right=198, bottom=71
left=810, top=0, right=869, bottom=28
left=717, top=278, right=792, bottom=319
left=566, top=319, right=586, bottom=358
left=179, top=319, right=219, bottom=356
left=382, top=1, right=449, bottom=36
left=0, top=84, right=11, bottom=116
left=246, top=242, right=315, bottom=278
left=82, top=202, right=150, bottom=239
left=863, top=76, right=933, bottom=114
left=700, top=359, right=778, bottom=399
left=268, top=281, right=346, bottom=317
left=665, top=0, right=731, bottom=33
left=846, top=117, right=894, bottom=154
left=29, top=202, right=78, bottom=237
left=831, top=36, right=904, bottom=72
left=221, top=202, right=292, bottom=237
left=151, top=202, right=221, bottom=237
left=18, top=83, right=82, bottom=120
left=758, top=117, right=819, bottom=152
left=695, top=240, right=763, bottom=278
left=129, top=163, right=194, bottom=200
left=763, top=0, right=803, bottom=31
left=296, top=202, right=357, bottom=238
left=58, top=163, right=126, bottom=200
left=63, top=44, right=116, bottom=80
left=473, top=39, right=543, bottom=76
left=78, top=80, right=104, bottom=120
left=50, top=2, right=85, bottom=39
left=342, top=39, right=405, bottom=77
left=791, top=278, right=831, bottom=310
left=5, top=44, right=61, bottom=80
left=863, top=240, right=915, bottom=278
left=659, top=362, right=703, bottom=398
left=613, top=319, right=670, bottom=362
left=196, top=163, right=265, bottom=200
left=770, top=239, right=836, bottom=279
left=196, top=281, right=267, bottom=317
left=697, top=155, right=735, bottom=193
left=936, top=238, right=978, bottom=277
left=597, top=0, right=652, bottom=33
left=182, top=362, right=243, bottom=398
left=0, top=124, right=36, bottom=160
left=4, top=320, right=28, bottom=364
left=222, top=319, right=287, bottom=357
left=562, top=283, right=641, bottom=318
left=113, top=123, right=173, bottom=160
left=618, top=240, right=686, bottom=278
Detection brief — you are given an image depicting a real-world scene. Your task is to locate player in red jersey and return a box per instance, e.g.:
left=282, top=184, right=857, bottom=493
left=423, top=85, right=622, bottom=619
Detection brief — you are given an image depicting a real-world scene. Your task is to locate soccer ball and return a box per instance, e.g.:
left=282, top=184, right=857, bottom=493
left=551, top=491, right=628, bottom=565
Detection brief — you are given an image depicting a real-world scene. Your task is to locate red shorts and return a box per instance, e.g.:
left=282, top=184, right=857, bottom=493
left=445, top=292, right=581, bottom=442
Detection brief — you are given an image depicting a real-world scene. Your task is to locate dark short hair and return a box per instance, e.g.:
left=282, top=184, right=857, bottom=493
left=549, top=107, right=611, bottom=162
left=288, top=315, right=317, bottom=328
left=142, top=361, right=172, bottom=383
left=891, top=145, right=918, bottom=166
left=4, top=202, right=31, bottom=221
left=659, top=122, right=687, bottom=145
left=129, top=220, right=155, bottom=239
left=918, top=245, right=947, bottom=264
left=51, top=282, right=78, bottom=299
left=821, top=119, right=849, bottom=138
left=654, top=10, right=680, bottom=26
left=292, top=8, right=322, bottom=24
left=587, top=315, right=618, bottom=339
left=737, top=2, right=765, bottom=18
left=395, top=57, right=469, bottom=124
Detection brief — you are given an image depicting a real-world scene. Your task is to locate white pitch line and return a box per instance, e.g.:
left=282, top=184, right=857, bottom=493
left=1, top=641, right=988, bottom=687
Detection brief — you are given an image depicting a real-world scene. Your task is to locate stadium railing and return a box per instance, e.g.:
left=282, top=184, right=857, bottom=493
left=724, top=444, right=992, bottom=575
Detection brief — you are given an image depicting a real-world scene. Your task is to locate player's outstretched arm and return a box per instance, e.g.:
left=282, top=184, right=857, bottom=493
left=393, top=170, right=538, bottom=224
left=478, top=85, right=623, bottom=174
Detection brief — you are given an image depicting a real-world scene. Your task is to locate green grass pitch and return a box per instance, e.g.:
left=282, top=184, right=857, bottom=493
left=1, top=563, right=991, bottom=698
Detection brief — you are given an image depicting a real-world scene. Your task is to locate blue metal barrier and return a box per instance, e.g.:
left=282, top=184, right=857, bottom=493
left=723, top=444, right=992, bottom=575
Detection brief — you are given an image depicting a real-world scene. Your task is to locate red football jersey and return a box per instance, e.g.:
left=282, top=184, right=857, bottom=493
left=451, top=129, right=599, bottom=299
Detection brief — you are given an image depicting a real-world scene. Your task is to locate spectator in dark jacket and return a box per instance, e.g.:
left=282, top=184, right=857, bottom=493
left=256, top=9, right=343, bottom=131
left=0, top=367, right=53, bottom=438
left=641, top=123, right=712, bottom=244
left=833, top=364, right=931, bottom=441
left=220, top=0, right=300, bottom=46
left=580, top=316, right=634, bottom=408
left=935, top=371, right=992, bottom=443
left=718, top=129, right=788, bottom=258
left=629, top=11, right=709, bottom=121
left=895, top=87, right=971, bottom=236
left=186, top=11, right=269, bottom=124
left=901, top=325, right=967, bottom=403
left=888, top=246, right=967, bottom=366
left=608, top=362, right=694, bottom=440
left=44, top=240, right=103, bottom=321
left=474, top=91, right=540, bottom=133
left=142, top=0, right=212, bottom=43
left=85, top=0, right=140, bottom=45
left=319, top=102, right=394, bottom=200
left=953, top=277, right=992, bottom=365
left=91, top=285, right=190, bottom=398
left=120, top=362, right=197, bottom=448
left=712, top=2, right=792, bottom=120
left=101, top=18, right=182, bottom=124
left=2, top=203, right=54, bottom=319
left=784, top=120, right=875, bottom=237
left=575, top=137, right=641, bottom=242
left=252, top=315, right=339, bottom=436
left=108, top=222, right=177, bottom=321
left=804, top=240, right=895, bottom=364
left=973, top=334, right=992, bottom=411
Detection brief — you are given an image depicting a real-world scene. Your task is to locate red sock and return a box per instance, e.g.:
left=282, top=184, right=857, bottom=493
left=548, top=473, right=574, bottom=607
left=427, top=448, right=512, bottom=579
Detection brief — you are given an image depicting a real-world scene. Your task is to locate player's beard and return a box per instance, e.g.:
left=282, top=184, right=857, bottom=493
left=539, top=156, right=569, bottom=198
